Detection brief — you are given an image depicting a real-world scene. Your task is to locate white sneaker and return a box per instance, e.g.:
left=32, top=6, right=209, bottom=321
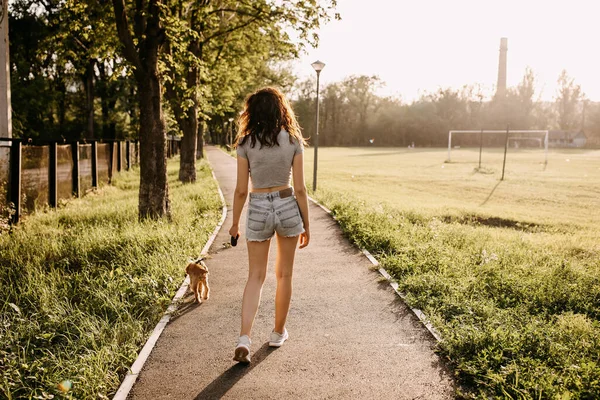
left=233, top=335, right=251, bottom=364
left=269, top=328, right=289, bottom=347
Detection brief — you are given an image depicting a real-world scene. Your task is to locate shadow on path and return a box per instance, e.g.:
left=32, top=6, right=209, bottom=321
left=480, top=181, right=502, bottom=207
left=193, top=343, right=276, bottom=400
left=169, top=296, right=202, bottom=323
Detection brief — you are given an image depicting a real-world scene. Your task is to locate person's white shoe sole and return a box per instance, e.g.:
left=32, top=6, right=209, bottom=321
left=233, top=345, right=251, bottom=363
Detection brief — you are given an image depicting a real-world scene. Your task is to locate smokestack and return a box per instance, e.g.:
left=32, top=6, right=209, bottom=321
left=496, top=37, right=508, bottom=97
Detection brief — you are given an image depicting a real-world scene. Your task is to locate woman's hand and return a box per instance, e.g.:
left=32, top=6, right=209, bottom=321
left=299, top=230, right=310, bottom=249
left=229, top=224, right=239, bottom=239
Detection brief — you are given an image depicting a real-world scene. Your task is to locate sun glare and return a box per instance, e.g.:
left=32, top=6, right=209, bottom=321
left=299, top=0, right=600, bottom=102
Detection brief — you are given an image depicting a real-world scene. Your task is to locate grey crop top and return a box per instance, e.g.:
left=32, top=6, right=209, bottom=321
left=236, top=130, right=304, bottom=189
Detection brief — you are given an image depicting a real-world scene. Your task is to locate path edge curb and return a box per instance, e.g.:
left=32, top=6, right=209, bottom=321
left=216, top=147, right=442, bottom=343
left=112, top=160, right=228, bottom=400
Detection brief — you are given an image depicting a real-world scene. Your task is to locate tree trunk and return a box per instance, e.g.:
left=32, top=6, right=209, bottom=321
left=164, top=66, right=198, bottom=183
left=101, top=99, right=109, bottom=138
left=111, top=0, right=169, bottom=219
left=176, top=37, right=202, bottom=182
left=178, top=106, right=197, bottom=183
left=84, top=59, right=95, bottom=139
left=137, top=73, right=170, bottom=219
left=57, top=77, right=67, bottom=134
left=196, top=119, right=204, bottom=160
left=98, top=61, right=118, bottom=140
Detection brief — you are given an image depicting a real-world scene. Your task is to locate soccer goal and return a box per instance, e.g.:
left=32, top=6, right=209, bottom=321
left=446, top=130, right=549, bottom=164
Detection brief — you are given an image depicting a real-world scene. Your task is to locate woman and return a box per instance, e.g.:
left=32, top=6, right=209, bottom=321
left=228, top=87, right=310, bottom=364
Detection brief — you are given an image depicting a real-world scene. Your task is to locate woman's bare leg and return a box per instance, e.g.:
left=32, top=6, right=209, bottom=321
left=274, top=233, right=299, bottom=333
left=240, top=239, right=271, bottom=337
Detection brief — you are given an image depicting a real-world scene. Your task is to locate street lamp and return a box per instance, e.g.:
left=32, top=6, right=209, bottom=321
left=228, top=117, right=234, bottom=147
left=311, top=60, right=325, bottom=192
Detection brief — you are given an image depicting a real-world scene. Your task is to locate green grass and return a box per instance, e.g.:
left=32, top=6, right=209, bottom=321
left=0, top=157, right=222, bottom=399
left=305, top=147, right=600, bottom=399
left=219, top=144, right=237, bottom=158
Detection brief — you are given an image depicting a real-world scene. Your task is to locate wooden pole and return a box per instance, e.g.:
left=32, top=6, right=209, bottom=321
left=91, top=141, right=98, bottom=188
left=501, top=125, right=509, bottom=181
left=126, top=140, right=130, bottom=170
left=0, top=0, right=12, bottom=169
left=49, top=142, right=57, bottom=207
left=8, top=140, right=20, bottom=224
left=72, top=141, right=80, bottom=198
left=0, top=0, right=11, bottom=140
left=117, top=140, right=122, bottom=172
left=108, top=141, right=114, bottom=184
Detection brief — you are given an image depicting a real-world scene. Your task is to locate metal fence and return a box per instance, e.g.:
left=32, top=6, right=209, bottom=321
left=0, top=139, right=143, bottom=224
left=1, top=136, right=183, bottom=224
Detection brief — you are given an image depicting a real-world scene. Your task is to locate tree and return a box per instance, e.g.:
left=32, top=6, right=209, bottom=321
left=555, top=69, right=584, bottom=132
left=585, top=102, right=600, bottom=145
left=10, top=0, right=129, bottom=141
left=164, top=0, right=337, bottom=183
left=110, top=0, right=170, bottom=219
left=343, top=75, right=382, bottom=145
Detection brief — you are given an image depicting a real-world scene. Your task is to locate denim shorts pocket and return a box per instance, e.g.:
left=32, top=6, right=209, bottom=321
left=278, top=204, right=302, bottom=228
left=247, top=209, right=268, bottom=231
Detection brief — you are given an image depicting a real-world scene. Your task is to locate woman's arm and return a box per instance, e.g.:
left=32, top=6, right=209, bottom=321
left=229, top=156, right=250, bottom=239
left=292, top=152, right=310, bottom=248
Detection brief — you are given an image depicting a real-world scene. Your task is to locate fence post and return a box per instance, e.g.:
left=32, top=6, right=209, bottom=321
left=72, top=141, right=80, bottom=198
left=117, top=140, right=122, bottom=172
left=135, top=140, right=139, bottom=165
left=91, top=141, right=98, bottom=189
left=108, top=141, right=114, bottom=184
left=9, top=141, right=21, bottom=224
left=126, top=140, right=131, bottom=171
left=49, top=142, right=57, bottom=208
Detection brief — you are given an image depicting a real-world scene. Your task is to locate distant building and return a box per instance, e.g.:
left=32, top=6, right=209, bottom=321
left=548, top=130, right=587, bottom=148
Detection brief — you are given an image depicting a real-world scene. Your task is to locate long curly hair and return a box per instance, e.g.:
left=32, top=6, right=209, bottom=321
left=235, top=87, right=306, bottom=149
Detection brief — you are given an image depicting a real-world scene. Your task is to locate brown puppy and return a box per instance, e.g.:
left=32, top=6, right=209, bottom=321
left=185, top=259, right=210, bottom=303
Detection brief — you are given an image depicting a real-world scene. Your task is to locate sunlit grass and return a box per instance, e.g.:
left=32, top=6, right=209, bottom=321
left=0, top=157, right=221, bottom=399
left=305, top=147, right=600, bottom=399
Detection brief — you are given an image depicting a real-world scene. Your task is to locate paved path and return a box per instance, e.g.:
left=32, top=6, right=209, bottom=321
left=128, top=146, right=455, bottom=399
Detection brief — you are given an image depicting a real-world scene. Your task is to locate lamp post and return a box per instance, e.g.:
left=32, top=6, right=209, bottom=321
left=228, top=117, right=234, bottom=147
left=311, top=60, right=325, bottom=192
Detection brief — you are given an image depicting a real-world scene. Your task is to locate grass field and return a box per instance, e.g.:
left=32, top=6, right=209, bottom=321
left=304, top=147, right=600, bottom=399
left=0, top=157, right=221, bottom=399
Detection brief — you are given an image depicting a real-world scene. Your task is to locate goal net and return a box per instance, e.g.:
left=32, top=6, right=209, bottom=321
left=446, top=130, right=548, bottom=164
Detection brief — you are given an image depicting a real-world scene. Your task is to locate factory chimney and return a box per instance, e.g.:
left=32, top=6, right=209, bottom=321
left=496, top=37, right=508, bottom=98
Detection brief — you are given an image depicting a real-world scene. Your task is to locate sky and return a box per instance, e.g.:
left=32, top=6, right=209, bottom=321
left=296, top=0, right=600, bottom=102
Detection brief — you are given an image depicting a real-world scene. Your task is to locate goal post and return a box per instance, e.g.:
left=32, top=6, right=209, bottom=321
left=447, top=130, right=548, bottom=164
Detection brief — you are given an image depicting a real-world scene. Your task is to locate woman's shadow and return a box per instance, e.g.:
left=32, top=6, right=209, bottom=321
left=194, top=343, right=276, bottom=400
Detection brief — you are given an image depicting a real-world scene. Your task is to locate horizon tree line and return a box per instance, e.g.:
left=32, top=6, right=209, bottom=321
left=292, top=68, right=600, bottom=148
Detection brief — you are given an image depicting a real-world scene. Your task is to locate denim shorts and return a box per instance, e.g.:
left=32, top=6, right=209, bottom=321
left=246, top=190, right=305, bottom=241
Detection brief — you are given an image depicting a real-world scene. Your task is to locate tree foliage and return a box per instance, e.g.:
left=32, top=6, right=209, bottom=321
left=9, top=0, right=134, bottom=140
left=555, top=69, right=584, bottom=132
